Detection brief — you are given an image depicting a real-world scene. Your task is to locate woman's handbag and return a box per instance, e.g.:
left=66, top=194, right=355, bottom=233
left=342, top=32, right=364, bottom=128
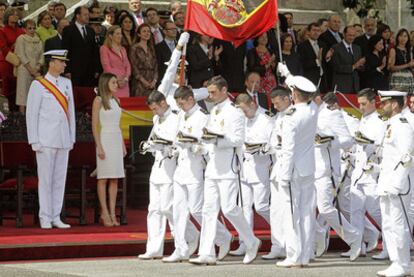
left=5, top=51, right=20, bottom=67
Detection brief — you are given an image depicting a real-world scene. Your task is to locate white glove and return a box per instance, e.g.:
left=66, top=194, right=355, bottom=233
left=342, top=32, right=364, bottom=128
left=178, top=32, right=190, bottom=47
left=191, top=144, right=208, bottom=155
left=277, top=62, right=291, bottom=78
left=279, top=180, right=290, bottom=188
left=401, top=153, right=412, bottom=167
left=31, top=143, right=43, bottom=152
left=362, top=162, right=380, bottom=173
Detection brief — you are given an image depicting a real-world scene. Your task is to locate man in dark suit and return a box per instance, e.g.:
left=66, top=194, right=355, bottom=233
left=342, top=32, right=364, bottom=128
left=354, top=18, right=377, bottom=57
left=45, top=18, right=70, bottom=52
left=331, top=26, right=366, bottom=93
left=213, top=39, right=246, bottom=93
left=242, top=71, right=270, bottom=111
left=155, top=20, right=177, bottom=84
left=298, top=22, right=327, bottom=92
left=284, top=12, right=298, bottom=46
left=319, top=14, right=343, bottom=90
left=354, top=18, right=377, bottom=89
left=62, top=6, right=101, bottom=87
left=52, top=2, right=67, bottom=29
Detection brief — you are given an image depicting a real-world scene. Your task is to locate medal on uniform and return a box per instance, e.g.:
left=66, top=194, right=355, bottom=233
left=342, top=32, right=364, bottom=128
left=215, top=109, right=220, bottom=115
left=220, top=119, right=224, bottom=128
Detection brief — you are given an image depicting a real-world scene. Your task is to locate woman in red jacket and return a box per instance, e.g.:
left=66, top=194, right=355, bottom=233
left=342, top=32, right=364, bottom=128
left=0, top=8, right=25, bottom=110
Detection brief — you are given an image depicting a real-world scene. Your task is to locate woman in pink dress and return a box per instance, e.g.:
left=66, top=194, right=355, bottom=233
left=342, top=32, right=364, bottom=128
left=100, top=25, right=131, bottom=97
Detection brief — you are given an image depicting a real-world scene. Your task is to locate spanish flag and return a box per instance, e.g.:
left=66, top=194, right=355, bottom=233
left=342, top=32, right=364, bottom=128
left=185, top=0, right=278, bottom=47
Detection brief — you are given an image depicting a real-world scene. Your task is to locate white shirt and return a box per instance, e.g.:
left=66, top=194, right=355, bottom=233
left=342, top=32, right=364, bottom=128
left=75, top=21, right=87, bottom=38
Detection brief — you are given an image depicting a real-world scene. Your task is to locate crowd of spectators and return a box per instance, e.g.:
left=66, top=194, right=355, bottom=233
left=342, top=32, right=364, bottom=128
left=0, top=0, right=413, bottom=113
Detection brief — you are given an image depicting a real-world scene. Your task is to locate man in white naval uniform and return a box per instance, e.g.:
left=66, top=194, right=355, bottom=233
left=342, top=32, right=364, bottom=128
left=157, top=32, right=208, bottom=111
left=346, top=89, right=385, bottom=259
left=228, top=93, right=273, bottom=256
left=275, top=63, right=318, bottom=268
left=138, top=91, right=179, bottom=259
left=376, top=90, right=414, bottom=277
left=162, top=86, right=232, bottom=263
left=313, top=92, right=362, bottom=260
left=263, top=86, right=294, bottom=260
left=401, top=97, right=414, bottom=239
left=26, top=50, right=75, bottom=229
left=189, top=76, right=261, bottom=265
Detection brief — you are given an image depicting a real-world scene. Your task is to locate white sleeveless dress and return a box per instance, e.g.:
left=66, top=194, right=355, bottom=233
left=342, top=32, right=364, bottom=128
left=96, top=98, right=125, bottom=179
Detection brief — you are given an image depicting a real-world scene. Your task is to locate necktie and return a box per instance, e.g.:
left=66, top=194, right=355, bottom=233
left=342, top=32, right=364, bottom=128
left=253, top=94, right=257, bottom=105
left=347, top=46, right=353, bottom=56
left=335, top=32, right=341, bottom=43
left=153, top=29, right=162, bottom=44
left=82, top=26, right=87, bottom=40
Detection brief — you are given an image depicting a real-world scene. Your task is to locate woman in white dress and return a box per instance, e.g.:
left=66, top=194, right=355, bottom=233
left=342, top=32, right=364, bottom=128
left=92, top=72, right=126, bottom=227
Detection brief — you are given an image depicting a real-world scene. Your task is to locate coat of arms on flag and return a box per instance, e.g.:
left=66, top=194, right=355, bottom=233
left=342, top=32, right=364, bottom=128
left=185, top=0, right=277, bottom=46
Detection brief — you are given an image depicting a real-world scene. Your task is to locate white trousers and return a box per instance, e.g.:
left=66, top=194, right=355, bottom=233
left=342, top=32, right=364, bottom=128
left=173, top=182, right=231, bottom=256
left=380, top=194, right=411, bottom=274
left=339, top=171, right=380, bottom=243
left=350, top=182, right=382, bottom=243
left=146, top=182, right=174, bottom=255
left=198, top=178, right=257, bottom=257
left=406, top=170, right=414, bottom=228
left=282, top=175, right=316, bottom=265
left=315, top=176, right=360, bottom=245
left=269, top=180, right=286, bottom=252
left=238, top=181, right=274, bottom=249
left=36, top=147, right=69, bottom=224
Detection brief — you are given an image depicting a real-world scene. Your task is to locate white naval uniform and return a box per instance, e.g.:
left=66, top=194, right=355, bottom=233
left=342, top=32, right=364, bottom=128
left=238, top=109, right=273, bottom=249
left=146, top=108, right=179, bottom=256
left=342, top=111, right=380, bottom=245
left=350, top=111, right=385, bottom=247
left=268, top=106, right=293, bottom=254
left=198, top=98, right=258, bottom=257
left=401, top=107, right=414, bottom=228
left=314, top=104, right=361, bottom=248
left=157, top=46, right=208, bottom=111
left=276, top=101, right=318, bottom=265
left=377, top=113, right=414, bottom=276
left=26, top=73, right=76, bottom=225
left=172, top=104, right=232, bottom=257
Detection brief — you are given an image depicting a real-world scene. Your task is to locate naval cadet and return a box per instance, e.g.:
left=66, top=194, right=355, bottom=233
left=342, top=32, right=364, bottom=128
left=229, top=93, right=274, bottom=256
left=138, top=91, right=179, bottom=260
left=162, top=86, right=232, bottom=263
left=275, top=63, right=318, bottom=267
left=376, top=90, right=414, bottom=277
left=189, top=76, right=261, bottom=265
left=26, top=49, right=75, bottom=229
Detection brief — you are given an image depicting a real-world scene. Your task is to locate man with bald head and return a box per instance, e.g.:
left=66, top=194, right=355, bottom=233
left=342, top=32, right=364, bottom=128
left=331, top=26, right=365, bottom=93
left=354, top=17, right=377, bottom=56
left=319, top=14, right=343, bottom=90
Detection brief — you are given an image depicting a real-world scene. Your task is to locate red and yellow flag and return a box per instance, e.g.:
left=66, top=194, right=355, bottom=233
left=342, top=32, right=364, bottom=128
left=185, top=0, right=278, bottom=47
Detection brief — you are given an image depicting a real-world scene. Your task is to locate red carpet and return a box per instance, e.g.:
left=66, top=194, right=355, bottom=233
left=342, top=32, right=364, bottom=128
left=0, top=208, right=352, bottom=262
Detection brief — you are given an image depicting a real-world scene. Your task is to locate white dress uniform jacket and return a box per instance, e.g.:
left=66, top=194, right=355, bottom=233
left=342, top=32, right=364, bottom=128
left=174, top=104, right=208, bottom=184
left=26, top=73, right=76, bottom=149
left=204, top=98, right=245, bottom=180
left=149, top=108, right=179, bottom=185
left=242, top=109, right=273, bottom=184
left=278, top=102, right=319, bottom=182
left=315, top=104, right=354, bottom=179
left=378, top=113, right=414, bottom=196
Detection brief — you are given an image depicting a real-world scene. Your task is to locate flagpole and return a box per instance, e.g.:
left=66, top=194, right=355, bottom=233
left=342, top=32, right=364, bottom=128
left=276, top=22, right=283, bottom=63
left=179, top=43, right=187, bottom=86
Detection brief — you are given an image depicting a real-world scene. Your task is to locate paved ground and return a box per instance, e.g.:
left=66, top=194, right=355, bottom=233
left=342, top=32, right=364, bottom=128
left=0, top=253, right=411, bottom=277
